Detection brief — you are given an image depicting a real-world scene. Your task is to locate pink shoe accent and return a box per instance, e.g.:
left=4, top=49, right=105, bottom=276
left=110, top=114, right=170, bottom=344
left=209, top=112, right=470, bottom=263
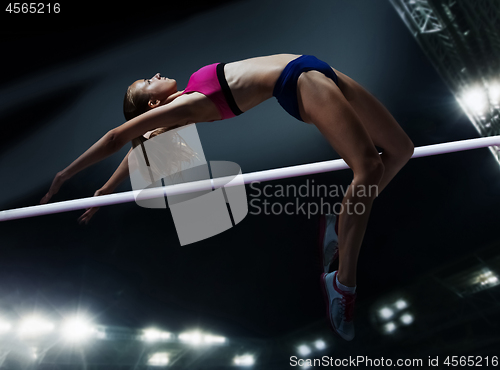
left=320, top=272, right=357, bottom=339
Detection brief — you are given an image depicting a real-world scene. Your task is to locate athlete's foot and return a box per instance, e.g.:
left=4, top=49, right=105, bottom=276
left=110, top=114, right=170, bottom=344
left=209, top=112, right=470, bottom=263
left=319, top=213, right=339, bottom=273
left=320, top=271, right=356, bottom=341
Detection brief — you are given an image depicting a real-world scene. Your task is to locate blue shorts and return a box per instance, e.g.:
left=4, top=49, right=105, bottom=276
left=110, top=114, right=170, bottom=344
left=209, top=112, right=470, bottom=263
left=273, top=55, right=339, bottom=122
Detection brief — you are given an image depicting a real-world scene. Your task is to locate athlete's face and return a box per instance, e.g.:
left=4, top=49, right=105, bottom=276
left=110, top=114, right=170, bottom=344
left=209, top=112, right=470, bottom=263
left=132, top=72, right=178, bottom=108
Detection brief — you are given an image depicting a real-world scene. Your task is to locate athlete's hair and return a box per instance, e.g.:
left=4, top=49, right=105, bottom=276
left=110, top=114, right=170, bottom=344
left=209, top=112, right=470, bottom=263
left=123, top=85, right=151, bottom=121
left=123, top=85, right=169, bottom=139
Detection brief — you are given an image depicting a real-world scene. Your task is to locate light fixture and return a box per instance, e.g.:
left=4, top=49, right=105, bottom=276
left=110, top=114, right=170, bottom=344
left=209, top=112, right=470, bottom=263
left=379, top=307, right=394, bottom=319
left=19, top=316, right=54, bottom=337
left=474, top=270, right=500, bottom=288
left=384, top=322, right=397, bottom=334
left=0, top=320, right=11, bottom=334
left=314, top=339, right=326, bottom=350
left=400, top=313, right=414, bottom=325
left=233, top=354, right=254, bottom=366
left=460, top=86, right=490, bottom=116
left=142, top=328, right=171, bottom=342
left=203, top=334, right=226, bottom=344
left=395, top=300, right=408, bottom=310
left=179, top=331, right=202, bottom=345
left=148, top=352, right=169, bottom=366
left=178, top=331, right=225, bottom=345
left=61, top=317, right=95, bottom=342
left=487, top=81, right=500, bottom=107
left=298, top=344, right=311, bottom=356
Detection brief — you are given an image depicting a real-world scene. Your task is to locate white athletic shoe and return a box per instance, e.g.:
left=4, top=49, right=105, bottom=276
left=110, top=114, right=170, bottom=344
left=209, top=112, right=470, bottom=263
left=320, top=271, right=356, bottom=341
left=319, top=214, right=339, bottom=273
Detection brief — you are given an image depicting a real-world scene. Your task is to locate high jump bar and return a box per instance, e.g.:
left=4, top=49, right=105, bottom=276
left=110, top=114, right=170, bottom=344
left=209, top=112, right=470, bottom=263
left=1, top=135, right=499, bottom=222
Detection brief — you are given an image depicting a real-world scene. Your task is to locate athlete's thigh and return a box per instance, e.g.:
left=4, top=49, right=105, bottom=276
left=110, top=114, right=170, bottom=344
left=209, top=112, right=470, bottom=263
left=332, top=68, right=412, bottom=152
left=297, top=71, right=380, bottom=172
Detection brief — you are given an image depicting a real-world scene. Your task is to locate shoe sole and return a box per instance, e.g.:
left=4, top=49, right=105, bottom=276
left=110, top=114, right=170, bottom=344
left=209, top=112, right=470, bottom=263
left=320, top=272, right=344, bottom=339
left=321, top=273, right=356, bottom=342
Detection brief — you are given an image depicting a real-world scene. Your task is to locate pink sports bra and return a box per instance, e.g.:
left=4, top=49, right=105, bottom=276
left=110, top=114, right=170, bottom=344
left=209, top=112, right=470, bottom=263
left=180, top=63, right=243, bottom=121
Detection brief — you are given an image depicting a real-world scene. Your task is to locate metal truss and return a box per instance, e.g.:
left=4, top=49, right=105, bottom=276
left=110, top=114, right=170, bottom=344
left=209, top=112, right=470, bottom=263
left=389, top=0, right=500, bottom=164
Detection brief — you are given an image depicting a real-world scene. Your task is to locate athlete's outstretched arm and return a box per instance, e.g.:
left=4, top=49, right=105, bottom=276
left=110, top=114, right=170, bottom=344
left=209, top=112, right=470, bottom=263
left=39, top=131, right=118, bottom=205
left=102, top=147, right=134, bottom=193
left=40, top=97, right=195, bottom=205
left=77, top=147, right=133, bottom=225
left=112, top=95, right=195, bottom=147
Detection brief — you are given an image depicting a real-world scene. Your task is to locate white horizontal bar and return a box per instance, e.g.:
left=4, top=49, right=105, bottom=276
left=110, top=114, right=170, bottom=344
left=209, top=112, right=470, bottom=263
left=1, top=135, right=499, bottom=222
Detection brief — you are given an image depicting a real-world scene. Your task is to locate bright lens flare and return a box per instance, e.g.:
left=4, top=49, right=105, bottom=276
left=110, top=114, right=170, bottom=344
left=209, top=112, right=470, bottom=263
left=298, top=344, right=311, bottom=356
left=19, top=316, right=54, bottom=337
left=400, top=313, right=414, bottom=325
left=461, top=86, right=489, bottom=116
left=233, top=354, right=254, bottom=366
left=384, top=322, right=397, bottom=333
left=395, top=299, right=408, bottom=310
left=0, top=320, right=11, bottom=334
left=61, top=317, right=95, bottom=342
left=142, top=328, right=171, bottom=342
left=488, top=82, right=500, bottom=107
left=379, top=307, right=394, bottom=319
left=178, top=331, right=226, bottom=345
left=148, top=352, right=169, bottom=366
left=314, top=339, right=326, bottom=350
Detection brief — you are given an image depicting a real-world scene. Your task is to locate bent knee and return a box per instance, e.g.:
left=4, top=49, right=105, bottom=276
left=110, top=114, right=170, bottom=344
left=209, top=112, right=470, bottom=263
left=401, top=137, right=415, bottom=159
left=354, top=157, right=385, bottom=186
left=386, top=137, right=414, bottom=163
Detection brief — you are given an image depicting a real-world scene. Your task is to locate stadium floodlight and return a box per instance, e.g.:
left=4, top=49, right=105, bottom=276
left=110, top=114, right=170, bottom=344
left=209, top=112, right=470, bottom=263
left=142, top=328, right=172, bottom=342
left=19, top=316, right=54, bottom=337
left=487, top=276, right=498, bottom=284
left=473, top=269, right=500, bottom=288
left=0, top=320, right=11, bottom=334
left=395, top=299, right=408, bottom=310
left=384, top=322, right=397, bottom=334
left=379, top=307, right=394, bottom=319
left=460, top=86, right=490, bottom=117
left=488, top=81, right=500, bottom=107
left=61, top=317, right=96, bottom=342
left=148, top=352, right=169, bottom=366
left=203, top=334, right=226, bottom=344
left=178, top=331, right=225, bottom=345
left=314, top=339, right=326, bottom=350
left=179, top=331, right=202, bottom=345
left=479, top=271, right=498, bottom=286
left=233, top=354, right=254, bottom=367
left=400, top=313, right=414, bottom=325
left=297, top=345, right=311, bottom=356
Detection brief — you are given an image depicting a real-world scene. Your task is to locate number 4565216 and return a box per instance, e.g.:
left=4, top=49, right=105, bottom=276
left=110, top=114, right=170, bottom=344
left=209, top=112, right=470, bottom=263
left=5, top=3, right=60, bottom=14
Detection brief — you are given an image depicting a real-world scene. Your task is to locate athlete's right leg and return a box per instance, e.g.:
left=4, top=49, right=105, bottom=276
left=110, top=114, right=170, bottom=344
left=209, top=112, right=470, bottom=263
left=333, top=69, right=414, bottom=194
left=297, top=70, right=384, bottom=288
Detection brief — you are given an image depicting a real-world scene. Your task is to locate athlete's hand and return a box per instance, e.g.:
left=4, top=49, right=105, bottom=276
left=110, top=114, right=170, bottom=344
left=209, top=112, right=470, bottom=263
left=77, top=188, right=110, bottom=225
left=40, top=172, right=67, bottom=205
